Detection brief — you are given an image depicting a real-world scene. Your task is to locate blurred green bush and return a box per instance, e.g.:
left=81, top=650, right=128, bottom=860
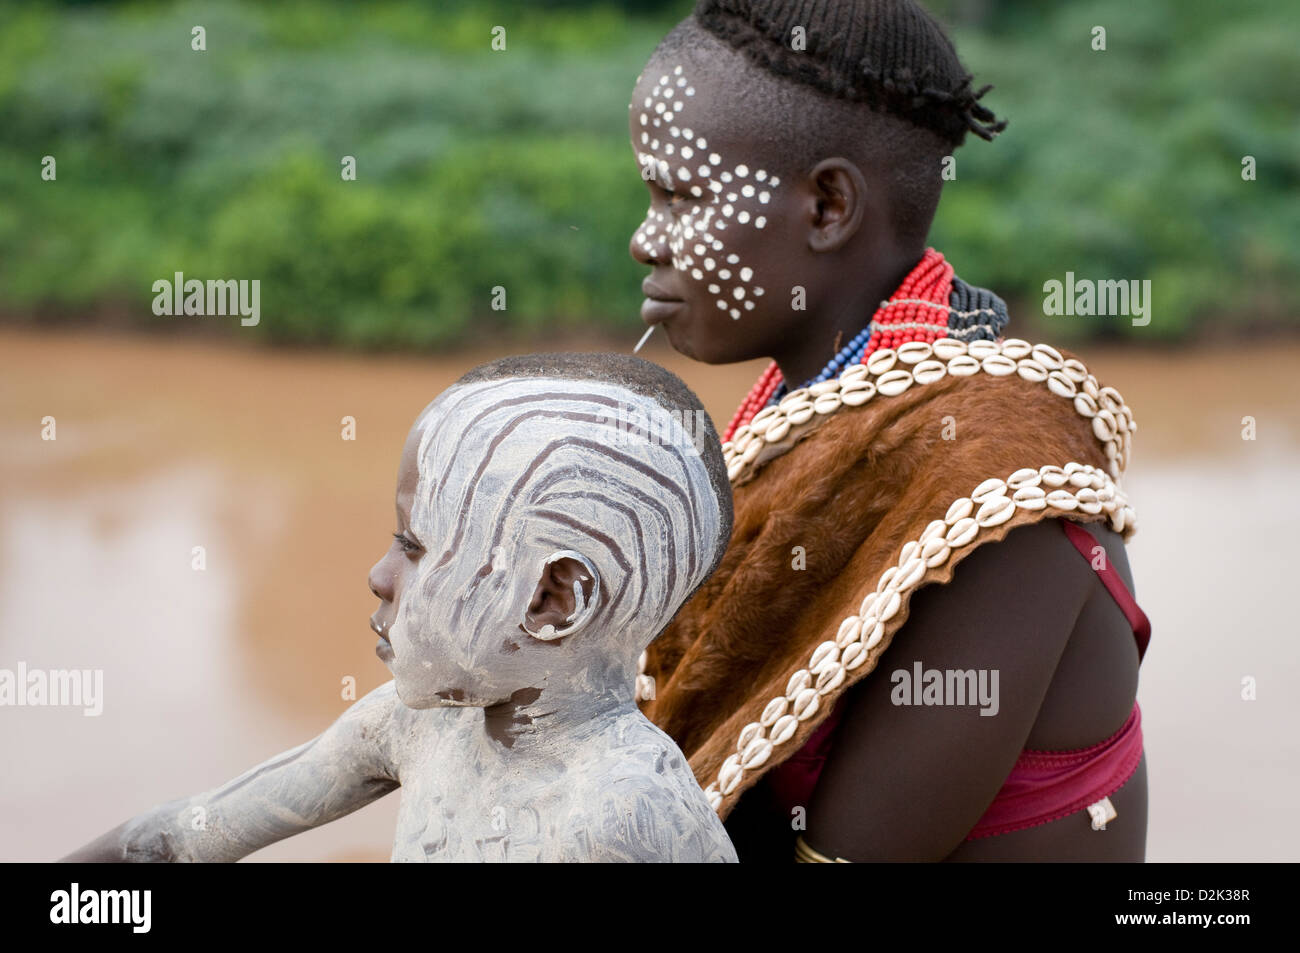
left=1, top=0, right=1295, bottom=347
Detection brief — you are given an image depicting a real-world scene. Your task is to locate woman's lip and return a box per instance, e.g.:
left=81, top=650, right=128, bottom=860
left=375, top=638, right=394, bottom=662
left=641, top=297, right=684, bottom=325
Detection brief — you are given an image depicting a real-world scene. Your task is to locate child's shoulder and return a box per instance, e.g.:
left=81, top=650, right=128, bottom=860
left=566, top=712, right=736, bottom=862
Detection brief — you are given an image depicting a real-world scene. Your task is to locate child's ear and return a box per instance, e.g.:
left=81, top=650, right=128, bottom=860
left=807, top=157, right=869, bottom=253
left=522, top=551, right=601, bottom=641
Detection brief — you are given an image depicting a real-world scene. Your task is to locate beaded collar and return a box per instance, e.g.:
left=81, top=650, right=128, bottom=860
left=722, top=249, right=1010, bottom=441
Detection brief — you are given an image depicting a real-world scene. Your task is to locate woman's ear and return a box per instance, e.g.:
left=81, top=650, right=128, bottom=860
left=806, top=157, right=869, bottom=253
left=522, top=550, right=600, bottom=641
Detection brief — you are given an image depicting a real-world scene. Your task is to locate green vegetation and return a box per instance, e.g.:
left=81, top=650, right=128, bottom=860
left=1, top=0, right=1295, bottom=348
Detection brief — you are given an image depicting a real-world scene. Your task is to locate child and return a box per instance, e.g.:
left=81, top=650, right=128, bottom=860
left=62, top=354, right=737, bottom=862
left=629, top=0, right=1151, bottom=861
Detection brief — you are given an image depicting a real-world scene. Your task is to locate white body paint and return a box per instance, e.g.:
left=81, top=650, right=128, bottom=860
left=632, top=64, right=776, bottom=320
left=106, top=375, right=736, bottom=863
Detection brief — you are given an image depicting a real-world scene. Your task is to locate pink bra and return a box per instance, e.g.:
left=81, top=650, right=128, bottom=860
left=766, top=518, right=1152, bottom=840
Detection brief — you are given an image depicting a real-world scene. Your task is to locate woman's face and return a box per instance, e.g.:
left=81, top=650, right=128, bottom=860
left=627, top=61, right=805, bottom=365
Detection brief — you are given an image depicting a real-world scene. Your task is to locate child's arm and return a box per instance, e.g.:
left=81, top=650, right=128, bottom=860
left=61, top=680, right=404, bottom=862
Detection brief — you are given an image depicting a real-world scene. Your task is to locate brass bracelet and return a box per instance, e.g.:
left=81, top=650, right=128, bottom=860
left=794, top=835, right=851, bottom=863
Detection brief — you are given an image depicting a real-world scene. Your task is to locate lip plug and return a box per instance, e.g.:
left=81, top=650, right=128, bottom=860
left=633, top=325, right=655, bottom=354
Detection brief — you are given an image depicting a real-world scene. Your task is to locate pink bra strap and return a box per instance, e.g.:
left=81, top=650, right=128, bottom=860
left=1060, top=520, right=1151, bottom=663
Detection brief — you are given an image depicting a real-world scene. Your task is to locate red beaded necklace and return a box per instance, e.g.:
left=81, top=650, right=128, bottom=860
left=722, top=248, right=955, bottom=442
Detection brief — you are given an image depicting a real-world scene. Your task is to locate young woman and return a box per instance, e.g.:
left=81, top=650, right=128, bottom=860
left=629, top=0, right=1150, bottom=862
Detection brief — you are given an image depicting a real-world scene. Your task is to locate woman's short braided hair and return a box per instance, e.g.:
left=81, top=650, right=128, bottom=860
left=692, top=0, right=1006, bottom=146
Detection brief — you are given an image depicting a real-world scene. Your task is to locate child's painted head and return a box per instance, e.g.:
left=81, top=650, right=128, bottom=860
left=367, top=354, right=733, bottom=710
left=629, top=0, right=1004, bottom=364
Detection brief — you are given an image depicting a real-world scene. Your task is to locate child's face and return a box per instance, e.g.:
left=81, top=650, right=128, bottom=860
left=628, top=60, right=801, bottom=365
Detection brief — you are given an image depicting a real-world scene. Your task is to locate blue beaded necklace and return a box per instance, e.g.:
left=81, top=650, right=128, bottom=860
left=767, top=322, right=874, bottom=406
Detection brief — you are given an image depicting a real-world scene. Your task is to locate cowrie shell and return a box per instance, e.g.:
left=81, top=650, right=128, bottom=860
left=741, top=439, right=762, bottom=463
left=720, top=440, right=734, bottom=456
left=877, top=589, right=902, bottom=623
left=809, top=380, right=840, bottom=396
left=967, top=339, right=999, bottom=360
left=1007, top=467, right=1042, bottom=489
left=1047, top=370, right=1077, bottom=398
left=748, top=406, right=780, bottom=433
left=857, top=591, right=879, bottom=619
left=1112, top=506, right=1128, bottom=533
left=1032, top=343, right=1064, bottom=369
left=740, top=736, right=773, bottom=770
left=1099, top=387, right=1124, bottom=413
left=1013, top=485, right=1047, bottom=509
left=1016, top=358, right=1048, bottom=383
left=876, top=565, right=898, bottom=594
left=815, top=663, right=846, bottom=695
left=897, top=341, right=933, bottom=364
left=706, top=785, right=722, bottom=811
left=1069, top=469, right=1093, bottom=489
left=897, top=541, right=919, bottom=566
left=945, top=496, right=974, bottom=523
left=947, top=354, right=981, bottom=377
left=913, top=359, right=947, bottom=384
left=1073, top=392, right=1099, bottom=418
left=810, top=640, right=840, bottom=672
left=866, top=348, right=898, bottom=376
left=1039, top=465, right=1068, bottom=488
left=793, top=687, right=820, bottom=721
left=895, top=556, right=926, bottom=590
left=733, top=428, right=754, bottom=452
left=931, top=338, right=968, bottom=360
left=813, top=392, right=842, bottom=415
left=975, top=495, right=1015, bottom=527
left=785, top=669, right=812, bottom=699
left=786, top=401, right=815, bottom=425
left=1001, top=338, right=1032, bottom=360
left=738, top=721, right=763, bottom=752
left=876, top=368, right=914, bottom=397
left=835, top=616, right=862, bottom=648
left=972, top=477, right=1008, bottom=503
left=1046, top=489, right=1079, bottom=511
left=921, top=535, right=950, bottom=567
left=840, top=363, right=870, bottom=383
left=919, top=518, right=948, bottom=544
left=770, top=714, right=798, bottom=745
left=778, top=387, right=810, bottom=409
left=1083, top=376, right=1101, bottom=400
left=841, top=640, right=868, bottom=670
left=862, top=619, right=885, bottom=650
left=1062, top=358, right=1088, bottom=383
left=719, top=755, right=742, bottom=794
left=981, top=353, right=1017, bottom=376
left=946, top=516, right=978, bottom=547
left=1092, top=415, right=1116, bottom=443
left=765, top=416, right=792, bottom=442
left=1076, top=487, right=1103, bottom=514
left=760, top=696, right=788, bottom=726
left=727, top=459, right=744, bottom=481
left=840, top=380, right=876, bottom=406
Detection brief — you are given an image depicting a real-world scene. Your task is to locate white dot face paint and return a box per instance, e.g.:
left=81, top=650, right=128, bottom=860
left=630, top=65, right=781, bottom=325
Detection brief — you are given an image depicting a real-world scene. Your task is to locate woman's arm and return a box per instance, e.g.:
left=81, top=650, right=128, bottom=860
left=60, top=680, right=404, bottom=862
left=804, top=519, right=1095, bottom=861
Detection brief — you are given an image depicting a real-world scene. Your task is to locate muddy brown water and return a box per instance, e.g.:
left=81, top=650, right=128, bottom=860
left=2, top=328, right=1297, bottom=861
